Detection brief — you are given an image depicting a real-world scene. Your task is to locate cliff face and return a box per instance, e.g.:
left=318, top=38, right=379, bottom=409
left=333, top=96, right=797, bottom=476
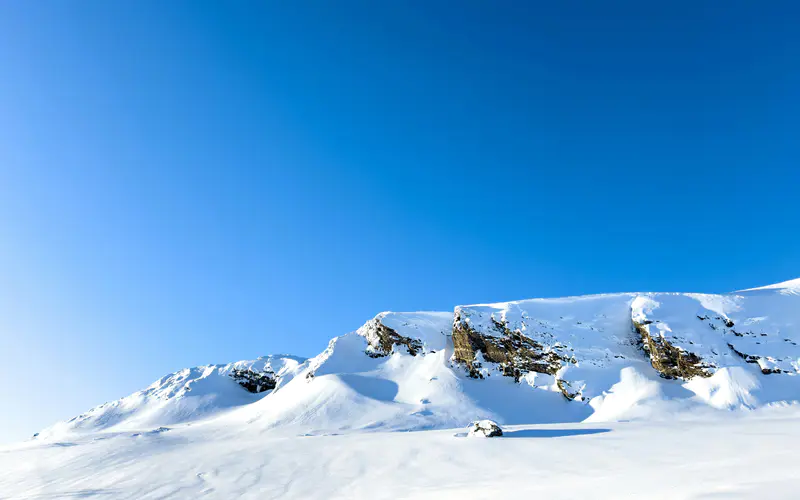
left=451, top=311, right=565, bottom=381
left=630, top=293, right=800, bottom=380
left=446, top=295, right=639, bottom=403
left=359, top=318, right=423, bottom=357
left=447, top=289, right=800, bottom=403
left=632, top=320, right=711, bottom=379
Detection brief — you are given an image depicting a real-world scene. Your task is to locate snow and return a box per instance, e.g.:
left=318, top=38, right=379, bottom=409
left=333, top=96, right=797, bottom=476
left=36, top=355, right=306, bottom=439
left=377, top=311, right=453, bottom=351
left=739, top=276, right=800, bottom=292
left=4, top=409, right=800, bottom=498
left=7, top=280, right=800, bottom=498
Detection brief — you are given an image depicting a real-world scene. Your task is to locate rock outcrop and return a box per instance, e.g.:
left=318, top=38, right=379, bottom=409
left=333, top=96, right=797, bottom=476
left=229, top=368, right=277, bottom=393
left=452, top=313, right=564, bottom=381
left=727, top=342, right=784, bottom=374
left=359, top=318, right=423, bottom=357
left=631, top=293, right=800, bottom=379
left=633, top=320, right=711, bottom=379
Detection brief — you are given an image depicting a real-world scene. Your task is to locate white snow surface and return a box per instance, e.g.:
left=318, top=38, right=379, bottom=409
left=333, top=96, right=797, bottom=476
left=6, top=278, right=800, bottom=498
left=739, top=276, right=800, bottom=293
left=5, top=409, right=800, bottom=498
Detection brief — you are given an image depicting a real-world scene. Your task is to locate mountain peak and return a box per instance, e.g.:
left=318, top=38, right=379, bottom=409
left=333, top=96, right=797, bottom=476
left=740, top=277, right=800, bottom=292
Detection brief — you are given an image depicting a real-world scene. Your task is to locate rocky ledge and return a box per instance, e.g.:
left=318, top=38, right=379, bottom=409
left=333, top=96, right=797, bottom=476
left=632, top=320, right=711, bottom=379
left=452, top=311, right=566, bottom=381
left=359, top=318, right=423, bottom=357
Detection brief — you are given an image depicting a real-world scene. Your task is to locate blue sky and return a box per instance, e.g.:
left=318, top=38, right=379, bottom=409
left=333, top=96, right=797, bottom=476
left=1, top=1, right=798, bottom=442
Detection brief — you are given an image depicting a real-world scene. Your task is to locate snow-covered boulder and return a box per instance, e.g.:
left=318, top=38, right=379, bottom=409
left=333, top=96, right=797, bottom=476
left=467, top=420, right=503, bottom=438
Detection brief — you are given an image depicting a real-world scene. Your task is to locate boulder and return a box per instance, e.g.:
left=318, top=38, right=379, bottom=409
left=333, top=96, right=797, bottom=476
left=467, top=420, right=503, bottom=438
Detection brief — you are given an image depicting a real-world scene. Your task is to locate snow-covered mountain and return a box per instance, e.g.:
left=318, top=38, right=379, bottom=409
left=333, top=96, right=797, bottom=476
left=37, top=278, right=800, bottom=439
left=37, top=355, right=306, bottom=439
left=7, top=278, right=800, bottom=499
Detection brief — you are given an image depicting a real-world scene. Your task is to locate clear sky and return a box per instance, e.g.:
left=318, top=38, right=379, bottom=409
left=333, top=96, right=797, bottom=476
left=1, top=1, right=798, bottom=443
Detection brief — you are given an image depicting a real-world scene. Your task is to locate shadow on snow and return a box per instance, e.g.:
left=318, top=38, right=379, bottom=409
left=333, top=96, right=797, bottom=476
left=502, top=428, right=611, bottom=438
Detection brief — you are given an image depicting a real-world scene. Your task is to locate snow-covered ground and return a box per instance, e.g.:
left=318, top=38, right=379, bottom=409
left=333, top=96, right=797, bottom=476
left=3, top=279, right=800, bottom=498
left=3, top=408, right=800, bottom=499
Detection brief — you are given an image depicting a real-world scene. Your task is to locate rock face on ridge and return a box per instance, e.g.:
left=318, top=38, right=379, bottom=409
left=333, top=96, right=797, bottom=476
left=630, top=293, right=800, bottom=379
left=451, top=310, right=566, bottom=381
left=448, top=288, right=800, bottom=404
left=632, top=320, right=711, bottom=379
left=359, top=317, right=424, bottom=357
left=229, top=368, right=278, bottom=393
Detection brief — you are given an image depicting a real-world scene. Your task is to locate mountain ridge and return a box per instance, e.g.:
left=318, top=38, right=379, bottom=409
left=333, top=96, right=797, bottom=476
left=36, top=278, right=800, bottom=440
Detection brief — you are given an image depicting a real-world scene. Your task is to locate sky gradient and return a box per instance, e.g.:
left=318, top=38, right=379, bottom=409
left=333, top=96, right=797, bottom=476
left=1, top=1, right=798, bottom=443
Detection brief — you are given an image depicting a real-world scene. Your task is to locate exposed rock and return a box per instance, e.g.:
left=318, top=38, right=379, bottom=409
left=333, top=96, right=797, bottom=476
left=697, top=315, right=734, bottom=328
left=467, top=420, right=503, bottom=438
left=633, top=321, right=710, bottom=379
left=727, top=343, right=783, bottom=374
left=360, top=318, right=423, bottom=357
left=694, top=314, right=796, bottom=375
left=557, top=379, right=582, bottom=401
left=452, top=313, right=565, bottom=381
left=229, top=368, right=277, bottom=393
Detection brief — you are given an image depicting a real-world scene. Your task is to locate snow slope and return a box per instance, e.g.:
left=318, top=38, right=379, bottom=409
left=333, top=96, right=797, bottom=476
left=740, top=276, right=800, bottom=293
left=37, top=355, right=306, bottom=439
left=8, top=278, right=800, bottom=498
